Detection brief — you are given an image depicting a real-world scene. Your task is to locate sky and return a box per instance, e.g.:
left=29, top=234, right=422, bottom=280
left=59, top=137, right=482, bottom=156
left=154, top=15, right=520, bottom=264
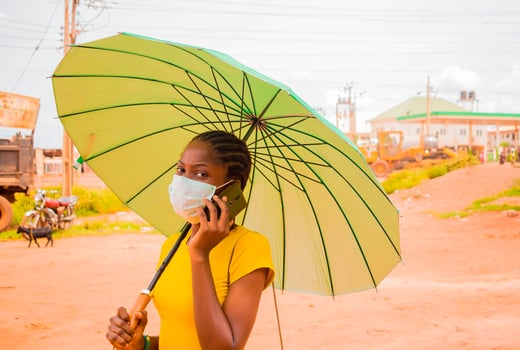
left=1, top=0, right=519, bottom=148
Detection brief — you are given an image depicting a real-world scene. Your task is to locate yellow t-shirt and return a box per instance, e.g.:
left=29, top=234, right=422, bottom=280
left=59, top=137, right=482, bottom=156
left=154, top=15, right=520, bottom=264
left=152, top=225, right=274, bottom=349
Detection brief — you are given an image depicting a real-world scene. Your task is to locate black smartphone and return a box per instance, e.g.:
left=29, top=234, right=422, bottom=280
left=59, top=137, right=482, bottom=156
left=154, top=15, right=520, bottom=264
left=204, top=180, right=247, bottom=220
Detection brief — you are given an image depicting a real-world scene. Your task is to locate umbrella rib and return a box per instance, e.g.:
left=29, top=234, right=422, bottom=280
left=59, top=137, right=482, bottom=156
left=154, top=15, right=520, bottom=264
left=256, top=87, right=281, bottom=120
left=252, top=154, right=320, bottom=191
left=57, top=42, right=257, bottom=114
left=171, top=77, right=230, bottom=132
left=78, top=119, right=230, bottom=161
left=262, top=117, right=389, bottom=200
left=170, top=42, right=257, bottom=118
left=178, top=68, right=256, bottom=133
left=127, top=163, right=177, bottom=205
left=266, top=127, right=400, bottom=290
left=52, top=74, right=246, bottom=119
left=209, top=67, right=235, bottom=131
left=238, top=74, right=247, bottom=139
left=242, top=71, right=258, bottom=119
left=253, top=127, right=289, bottom=291
left=259, top=127, right=336, bottom=294
left=247, top=113, right=400, bottom=290
left=245, top=115, right=313, bottom=148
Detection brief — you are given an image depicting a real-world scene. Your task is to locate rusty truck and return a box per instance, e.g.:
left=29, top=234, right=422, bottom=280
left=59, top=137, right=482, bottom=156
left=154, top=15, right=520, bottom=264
left=0, top=91, right=39, bottom=231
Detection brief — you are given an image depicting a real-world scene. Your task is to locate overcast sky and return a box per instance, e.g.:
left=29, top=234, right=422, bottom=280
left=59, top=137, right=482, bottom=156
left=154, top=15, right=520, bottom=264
left=1, top=0, right=519, bottom=148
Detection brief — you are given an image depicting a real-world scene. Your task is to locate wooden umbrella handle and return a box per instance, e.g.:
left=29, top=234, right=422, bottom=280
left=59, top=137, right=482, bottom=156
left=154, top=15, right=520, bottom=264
left=129, top=290, right=151, bottom=330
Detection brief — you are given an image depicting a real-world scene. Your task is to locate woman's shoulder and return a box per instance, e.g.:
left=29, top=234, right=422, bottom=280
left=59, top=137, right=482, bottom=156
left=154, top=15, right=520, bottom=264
left=231, top=226, right=272, bottom=258
left=232, top=225, right=269, bottom=245
left=229, top=225, right=275, bottom=288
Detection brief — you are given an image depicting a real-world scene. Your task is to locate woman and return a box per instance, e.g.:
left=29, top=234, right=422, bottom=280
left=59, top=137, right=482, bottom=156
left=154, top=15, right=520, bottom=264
left=106, top=130, right=275, bottom=350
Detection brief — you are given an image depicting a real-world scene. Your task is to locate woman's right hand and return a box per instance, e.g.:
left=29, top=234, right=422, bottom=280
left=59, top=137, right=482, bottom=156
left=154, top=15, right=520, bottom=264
left=106, top=306, right=148, bottom=350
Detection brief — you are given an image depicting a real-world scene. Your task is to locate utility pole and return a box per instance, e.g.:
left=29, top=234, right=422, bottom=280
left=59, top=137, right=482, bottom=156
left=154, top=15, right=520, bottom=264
left=426, top=76, right=431, bottom=136
left=62, top=0, right=79, bottom=196
left=336, top=83, right=364, bottom=141
left=346, top=85, right=355, bottom=139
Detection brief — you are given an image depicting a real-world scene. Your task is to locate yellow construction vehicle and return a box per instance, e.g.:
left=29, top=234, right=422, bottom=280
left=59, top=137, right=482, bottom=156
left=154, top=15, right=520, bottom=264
left=358, top=131, right=455, bottom=177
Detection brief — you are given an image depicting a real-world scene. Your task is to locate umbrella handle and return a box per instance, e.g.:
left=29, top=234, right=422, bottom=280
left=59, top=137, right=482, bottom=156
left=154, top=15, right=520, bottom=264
left=128, top=223, right=191, bottom=330
left=129, top=290, right=151, bottom=330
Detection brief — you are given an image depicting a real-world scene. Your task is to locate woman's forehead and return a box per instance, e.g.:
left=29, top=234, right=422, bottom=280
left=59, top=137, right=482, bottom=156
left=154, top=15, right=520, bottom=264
left=180, top=141, right=217, bottom=164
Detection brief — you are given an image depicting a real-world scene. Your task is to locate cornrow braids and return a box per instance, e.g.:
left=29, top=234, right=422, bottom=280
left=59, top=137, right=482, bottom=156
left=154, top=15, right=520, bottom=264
left=192, top=130, right=251, bottom=189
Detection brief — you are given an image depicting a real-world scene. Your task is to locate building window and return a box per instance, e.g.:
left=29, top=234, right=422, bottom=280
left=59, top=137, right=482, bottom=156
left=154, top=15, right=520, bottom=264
left=476, top=129, right=483, bottom=137
left=416, top=127, right=421, bottom=135
left=440, top=128, right=446, bottom=136
left=460, top=129, right=467, bottom=136
left=43, top=159, right=62, bottom=174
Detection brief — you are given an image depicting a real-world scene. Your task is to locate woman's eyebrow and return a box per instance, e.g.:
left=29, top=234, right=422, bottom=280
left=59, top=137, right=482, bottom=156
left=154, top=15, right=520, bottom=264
left=178, top=160, right=210, bottom=168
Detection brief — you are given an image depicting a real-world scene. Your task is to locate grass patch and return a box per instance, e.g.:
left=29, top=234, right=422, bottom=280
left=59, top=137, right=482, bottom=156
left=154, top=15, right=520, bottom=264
left=2, top=186, right=156, bottom=241
left=0, top=220, right=159, bottom=241
left=465, top=179, right=520, bottom=213
left=434, top=179, right=520, bottom=218
left=381, top=168, right=429, bottom=194
left=382, top=155, right=480, bottom=194
left=435, top=211, right=471, bottom=219
left=10, top=186, right=130, bottom=226
left=60, top=221, right=159, bottom=237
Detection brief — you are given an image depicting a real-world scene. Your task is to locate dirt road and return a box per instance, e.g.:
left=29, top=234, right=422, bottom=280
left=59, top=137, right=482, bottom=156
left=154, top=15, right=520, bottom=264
left=1, top=162, right=519, bottom=349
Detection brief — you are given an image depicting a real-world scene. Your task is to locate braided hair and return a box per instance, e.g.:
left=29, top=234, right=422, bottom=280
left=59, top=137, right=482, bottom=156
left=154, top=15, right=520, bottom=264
left=191, top=130, right=251, bottom=189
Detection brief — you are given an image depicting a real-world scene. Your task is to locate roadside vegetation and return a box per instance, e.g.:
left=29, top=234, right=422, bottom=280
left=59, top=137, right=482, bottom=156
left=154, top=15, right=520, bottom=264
left=380, top=154, right=520, bottom=219
left=435, top=179, right=520, bottom=219
left=381, top=155, right=481, bottom=194
left=0, top=186, right=158, bottom=240
left=1, top=156, right=516, bottom=241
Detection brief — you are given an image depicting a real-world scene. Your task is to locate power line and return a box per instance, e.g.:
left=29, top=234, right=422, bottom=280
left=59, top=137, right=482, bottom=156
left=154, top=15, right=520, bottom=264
left=0, top=33, right=61, bottom=41
left=100, top=0, right=520, bottom=17
left=0, top=44, right=59, bottom=50
left=0, top=17, right=52, bottom=29
left=11, top=0, right=61, bottom=91
left=0, top=23, right=62, bottom=35
left=98, top=1, right=520, bottom=24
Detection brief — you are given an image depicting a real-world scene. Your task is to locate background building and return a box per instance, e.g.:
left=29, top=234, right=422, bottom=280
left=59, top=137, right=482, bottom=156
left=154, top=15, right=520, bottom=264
left=366, top=95, right=520, bottom=161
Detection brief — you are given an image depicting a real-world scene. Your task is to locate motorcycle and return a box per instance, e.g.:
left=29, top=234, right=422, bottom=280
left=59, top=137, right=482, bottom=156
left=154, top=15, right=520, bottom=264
left=20, top=189, right=78, bottom=230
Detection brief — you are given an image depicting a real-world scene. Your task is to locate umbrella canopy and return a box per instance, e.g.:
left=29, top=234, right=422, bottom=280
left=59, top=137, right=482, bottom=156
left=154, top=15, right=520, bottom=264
left=52, top=32, right=400, bottom=296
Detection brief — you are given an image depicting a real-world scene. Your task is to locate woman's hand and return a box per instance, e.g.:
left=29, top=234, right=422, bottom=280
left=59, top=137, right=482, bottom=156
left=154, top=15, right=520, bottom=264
left=189, top=195, right=232, bottom=256
left=106, top=306, right=147, bottom=350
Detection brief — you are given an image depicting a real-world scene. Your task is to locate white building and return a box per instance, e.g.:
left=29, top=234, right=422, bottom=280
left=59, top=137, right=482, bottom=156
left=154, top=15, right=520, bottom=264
left=367, top=96, right=520, bottom=161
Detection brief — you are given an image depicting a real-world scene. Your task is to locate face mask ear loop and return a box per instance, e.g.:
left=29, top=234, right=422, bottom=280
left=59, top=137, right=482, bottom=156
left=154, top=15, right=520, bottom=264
left=216, top=179, right=242, bottom=193
left=216, top=179, right=234, bottom=191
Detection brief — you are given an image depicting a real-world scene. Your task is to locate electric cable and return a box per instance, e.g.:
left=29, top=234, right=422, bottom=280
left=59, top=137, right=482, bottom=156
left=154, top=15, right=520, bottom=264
left=11, top=1, right=61, bottom=92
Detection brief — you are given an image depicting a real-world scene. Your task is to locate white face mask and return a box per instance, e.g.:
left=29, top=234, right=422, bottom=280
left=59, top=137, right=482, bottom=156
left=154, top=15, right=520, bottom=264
left=168, top=175, right=217, bottom=224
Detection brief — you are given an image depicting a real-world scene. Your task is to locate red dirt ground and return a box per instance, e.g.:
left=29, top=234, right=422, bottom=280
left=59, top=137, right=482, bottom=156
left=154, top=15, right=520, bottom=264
left=1, top=162, right=519, bottom=349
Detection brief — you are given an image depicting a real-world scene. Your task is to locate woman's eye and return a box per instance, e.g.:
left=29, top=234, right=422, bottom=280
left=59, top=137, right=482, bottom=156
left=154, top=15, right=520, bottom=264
left=194, top=171, right=207, bottom=178
left=175, top=167, right=185, bottom=175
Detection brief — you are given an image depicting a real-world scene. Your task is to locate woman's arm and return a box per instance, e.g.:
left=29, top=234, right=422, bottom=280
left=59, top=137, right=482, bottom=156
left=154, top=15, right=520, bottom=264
left=188, top=196, right=268, bottom=349
left=190, top=252, right=268, bottom=350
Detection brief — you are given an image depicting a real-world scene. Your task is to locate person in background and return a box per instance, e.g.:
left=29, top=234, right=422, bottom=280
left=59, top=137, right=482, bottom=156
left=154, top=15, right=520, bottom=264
left=106, top=130, right=275, bottom=350
left=509, top=148, right=516, bottom=166
left=499, top=151, right=506, bottom=165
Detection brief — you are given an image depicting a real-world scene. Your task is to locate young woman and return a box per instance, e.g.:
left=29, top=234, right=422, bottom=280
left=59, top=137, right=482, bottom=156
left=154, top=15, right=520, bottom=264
left=106, top=130, right=275, bottom=350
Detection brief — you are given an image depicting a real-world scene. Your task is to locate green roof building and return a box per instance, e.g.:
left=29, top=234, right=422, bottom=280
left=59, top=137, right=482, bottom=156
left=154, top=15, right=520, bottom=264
left=367, top=95, right=520, bottom=160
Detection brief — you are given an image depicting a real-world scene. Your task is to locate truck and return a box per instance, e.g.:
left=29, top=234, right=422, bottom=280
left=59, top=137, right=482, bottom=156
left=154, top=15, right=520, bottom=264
left=358, top=130, right=456, bottom=177
left=0, top=91, right=40, bottom=231
left=0, top=134, right=35, bottom=231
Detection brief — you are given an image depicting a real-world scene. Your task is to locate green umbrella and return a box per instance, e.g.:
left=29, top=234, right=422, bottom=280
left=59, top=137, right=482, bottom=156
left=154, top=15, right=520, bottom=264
left=52, top=32, right=400, bottom=297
